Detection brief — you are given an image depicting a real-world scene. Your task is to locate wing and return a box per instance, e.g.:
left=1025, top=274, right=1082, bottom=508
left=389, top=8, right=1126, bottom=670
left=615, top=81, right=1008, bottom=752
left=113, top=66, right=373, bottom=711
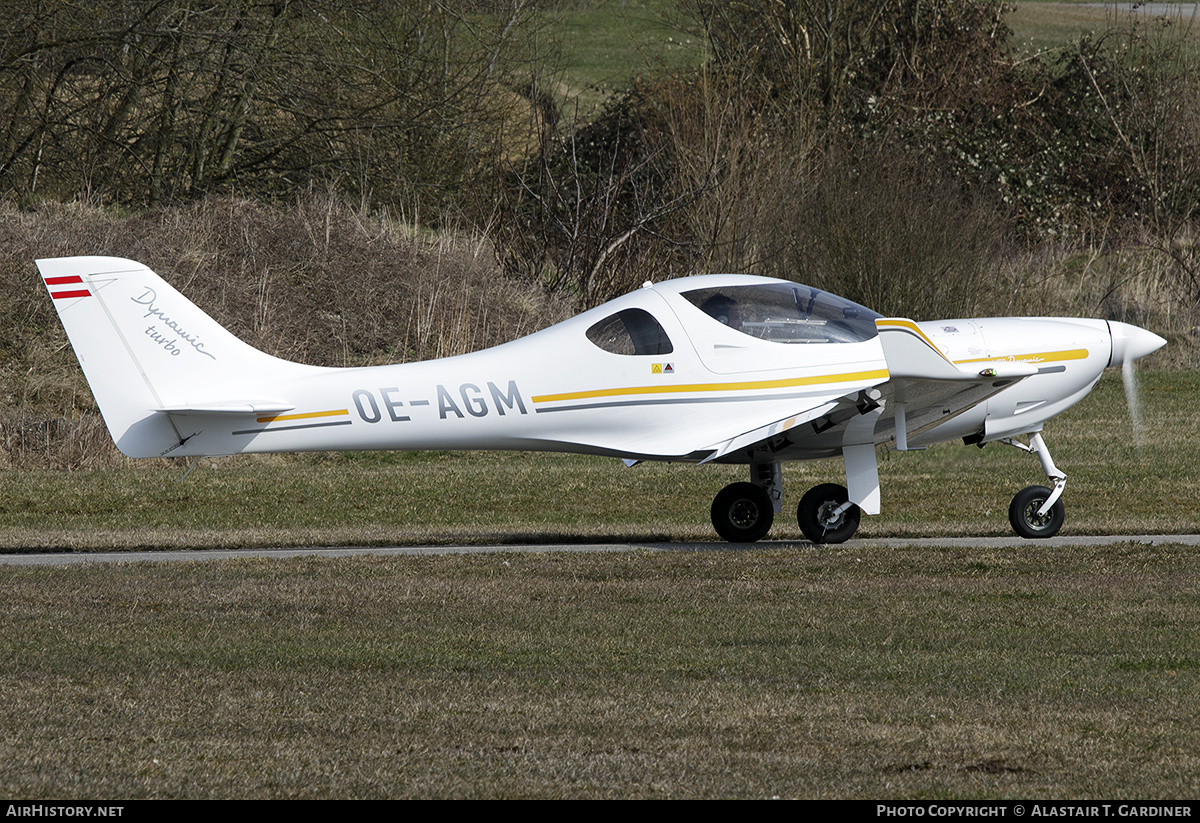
left=525, top=367, right=891, bottom=464
left=874, top=319, right=1036, bottom=449
left=698, top=319, right=1036, bottom=464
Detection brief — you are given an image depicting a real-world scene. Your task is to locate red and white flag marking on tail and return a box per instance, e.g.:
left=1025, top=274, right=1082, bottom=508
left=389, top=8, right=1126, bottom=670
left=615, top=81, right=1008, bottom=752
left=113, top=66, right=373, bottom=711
left=44, top=274, right=91, bottom=300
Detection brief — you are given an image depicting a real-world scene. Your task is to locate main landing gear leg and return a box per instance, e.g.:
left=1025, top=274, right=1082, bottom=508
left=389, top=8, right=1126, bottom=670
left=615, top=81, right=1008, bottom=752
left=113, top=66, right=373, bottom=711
left=1001, top=432, right=1067, bottom=539
left=710, top=462, right=781, bottom=543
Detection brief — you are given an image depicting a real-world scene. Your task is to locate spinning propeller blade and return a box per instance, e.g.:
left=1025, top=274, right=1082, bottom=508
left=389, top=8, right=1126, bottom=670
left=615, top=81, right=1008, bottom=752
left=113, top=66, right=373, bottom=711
left=1108, top=321, right=1166, bottom=447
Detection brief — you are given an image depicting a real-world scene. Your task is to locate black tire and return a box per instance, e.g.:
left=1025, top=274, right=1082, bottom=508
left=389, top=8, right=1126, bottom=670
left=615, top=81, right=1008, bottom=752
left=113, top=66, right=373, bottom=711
left=1009, top=485, right=1065, bottom=539
left=797, top=483, right=861, bottom=544
left=711, top=482, right=774, bottom=543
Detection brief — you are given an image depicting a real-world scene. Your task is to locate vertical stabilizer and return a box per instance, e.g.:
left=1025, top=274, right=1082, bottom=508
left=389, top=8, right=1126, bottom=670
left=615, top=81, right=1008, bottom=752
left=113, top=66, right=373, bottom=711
left=36, top=256, right=315, bottom=457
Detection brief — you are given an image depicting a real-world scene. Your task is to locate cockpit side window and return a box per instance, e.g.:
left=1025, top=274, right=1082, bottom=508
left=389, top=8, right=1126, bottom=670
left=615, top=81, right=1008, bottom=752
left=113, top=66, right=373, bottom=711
left=586, top=308, right=674, bottom=356
left=682, top=283, right=881, bottom=344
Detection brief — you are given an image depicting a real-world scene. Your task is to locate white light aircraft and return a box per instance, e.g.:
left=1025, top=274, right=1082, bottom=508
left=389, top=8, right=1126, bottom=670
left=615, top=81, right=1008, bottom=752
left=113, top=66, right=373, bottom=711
left=36, top=256, right=1165, bottom=543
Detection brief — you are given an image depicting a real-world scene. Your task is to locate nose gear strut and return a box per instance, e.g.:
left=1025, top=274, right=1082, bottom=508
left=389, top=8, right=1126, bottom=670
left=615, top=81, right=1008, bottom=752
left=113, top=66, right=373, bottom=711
left=1001, top=432, right=1067, bottom=538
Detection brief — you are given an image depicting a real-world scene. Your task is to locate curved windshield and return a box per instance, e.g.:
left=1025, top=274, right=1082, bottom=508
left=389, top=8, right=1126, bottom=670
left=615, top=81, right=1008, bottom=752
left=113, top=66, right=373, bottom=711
left=682, top=283, right=881, bottom=344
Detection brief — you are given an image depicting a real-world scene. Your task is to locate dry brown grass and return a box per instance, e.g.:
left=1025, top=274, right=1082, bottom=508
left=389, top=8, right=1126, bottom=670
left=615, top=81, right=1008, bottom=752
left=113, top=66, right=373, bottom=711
left=0, top=195, right=573, bottom=468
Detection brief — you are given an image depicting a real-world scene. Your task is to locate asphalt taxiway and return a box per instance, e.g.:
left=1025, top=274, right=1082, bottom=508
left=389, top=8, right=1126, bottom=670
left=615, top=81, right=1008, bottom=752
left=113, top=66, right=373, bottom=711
left=1, top=534, right=1198, bottom=565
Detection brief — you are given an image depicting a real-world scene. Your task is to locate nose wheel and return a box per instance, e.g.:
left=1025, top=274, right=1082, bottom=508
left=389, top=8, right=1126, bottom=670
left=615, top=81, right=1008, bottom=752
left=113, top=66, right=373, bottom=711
left=1001, top=433, right=1067, bottom=539
left=1009, top=485, right=1065, bottom=539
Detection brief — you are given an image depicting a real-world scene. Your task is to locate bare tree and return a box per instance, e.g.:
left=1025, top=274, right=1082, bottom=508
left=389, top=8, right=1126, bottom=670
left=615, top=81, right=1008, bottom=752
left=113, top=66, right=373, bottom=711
left=0, top=0, right=552, bottom=213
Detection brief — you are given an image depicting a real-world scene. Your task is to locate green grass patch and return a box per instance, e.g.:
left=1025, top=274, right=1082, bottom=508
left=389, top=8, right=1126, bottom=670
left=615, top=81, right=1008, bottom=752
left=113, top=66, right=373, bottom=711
left=1006, top=2, right=1126, bottom=54
left=1006, top=2, right=1200, bottom=55
left=3, top=542, right=1200, bottom=798
left=551, top=0, right=704, bottom=112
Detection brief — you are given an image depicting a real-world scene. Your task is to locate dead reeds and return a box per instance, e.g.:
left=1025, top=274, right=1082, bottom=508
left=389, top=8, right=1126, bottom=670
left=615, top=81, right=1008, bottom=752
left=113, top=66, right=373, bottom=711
left=0, top=194, right=572, bottom=468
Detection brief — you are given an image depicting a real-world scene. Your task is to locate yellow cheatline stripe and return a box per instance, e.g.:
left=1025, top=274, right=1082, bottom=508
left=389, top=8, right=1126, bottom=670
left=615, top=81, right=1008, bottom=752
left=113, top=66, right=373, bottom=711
left=955, top=349, right=1090, bottom=365
left=531, top=369, right=890, bottom=405
left=876, top=319, right=956, bottom=364
left=877, top=318, right=934, bottom=339
left=256, top=409, right=349, bottom=424
left=877, top=319, right=1091, bottom=367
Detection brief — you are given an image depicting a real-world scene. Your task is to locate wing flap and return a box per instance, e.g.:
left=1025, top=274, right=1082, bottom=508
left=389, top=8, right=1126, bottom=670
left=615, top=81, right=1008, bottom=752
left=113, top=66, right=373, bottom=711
left=699, top=400, right=841, bottom=463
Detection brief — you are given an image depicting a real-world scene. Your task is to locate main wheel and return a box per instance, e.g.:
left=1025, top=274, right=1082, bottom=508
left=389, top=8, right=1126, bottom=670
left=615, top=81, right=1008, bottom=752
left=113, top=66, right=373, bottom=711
left=1008, top=485, right=1065, bottom=539
left=711, top=482, right=774, bottom=543
left=797, top=483, right=860, bottom=544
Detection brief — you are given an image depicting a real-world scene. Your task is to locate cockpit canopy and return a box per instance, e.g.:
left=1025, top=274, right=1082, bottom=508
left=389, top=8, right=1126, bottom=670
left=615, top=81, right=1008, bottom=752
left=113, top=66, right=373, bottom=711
left=582, top=278, right=882, bottom=358
left=682, top=282, right=881, bottom=344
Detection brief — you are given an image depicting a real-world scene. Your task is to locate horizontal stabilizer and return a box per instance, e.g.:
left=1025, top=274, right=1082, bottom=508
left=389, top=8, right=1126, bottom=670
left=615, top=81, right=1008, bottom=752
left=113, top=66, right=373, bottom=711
left=155, top=402, right=296, bottom=416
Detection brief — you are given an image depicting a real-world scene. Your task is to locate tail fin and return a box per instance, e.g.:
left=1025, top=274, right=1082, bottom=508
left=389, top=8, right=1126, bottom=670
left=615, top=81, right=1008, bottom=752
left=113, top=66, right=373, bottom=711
left=36, top=256, right=317, bottom=457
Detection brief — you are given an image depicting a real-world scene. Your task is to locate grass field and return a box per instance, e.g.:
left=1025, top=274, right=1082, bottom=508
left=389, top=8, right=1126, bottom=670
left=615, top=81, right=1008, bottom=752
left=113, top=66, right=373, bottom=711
left=2, top=541, right=1199, bottom=798
left=552, top=0, right=703, bottom=111
left=552, top=2, right=1200, bottom=107
left=0, top=370, right=1196, bottom=798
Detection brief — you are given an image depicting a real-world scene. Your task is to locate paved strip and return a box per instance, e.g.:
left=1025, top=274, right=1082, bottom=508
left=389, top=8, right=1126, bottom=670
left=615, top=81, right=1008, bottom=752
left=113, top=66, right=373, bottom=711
left=1, top=535, right=1197, bottom=566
